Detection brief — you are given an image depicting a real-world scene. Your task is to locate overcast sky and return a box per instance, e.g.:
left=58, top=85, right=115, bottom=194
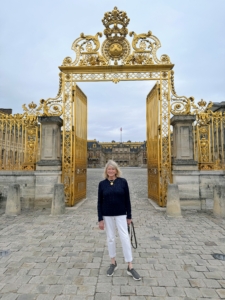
left=1, top=0, right=225, bottom=142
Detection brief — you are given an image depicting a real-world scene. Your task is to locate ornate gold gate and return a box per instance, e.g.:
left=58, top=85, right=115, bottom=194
left=40, top=7, right=179, bottom=206
left=146, top=83, right=161, bottom=204
left=2, top=7, right=221, bottom=206
left=62, top=83, right=87, bottom=206
left=146, top=80, right=171, bottom=206
left=72, top=85, right=87, bottom=204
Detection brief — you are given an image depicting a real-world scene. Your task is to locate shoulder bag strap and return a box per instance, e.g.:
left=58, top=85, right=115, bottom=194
left=128, top=221, right=138, bottom=249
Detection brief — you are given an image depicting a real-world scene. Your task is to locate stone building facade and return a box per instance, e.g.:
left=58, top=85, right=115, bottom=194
left=0, top=109, right=12, bottom=115
left=87, top=140, right=147, bottom=168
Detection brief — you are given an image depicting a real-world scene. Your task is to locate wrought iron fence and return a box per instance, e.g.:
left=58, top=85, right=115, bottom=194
left=194, top=110, right=225, bottom=170
left=0, top=110, right=39, bottom=171
left=170, top=72, right=225, bottom=171
left=0, top=99, right=62, bottom=171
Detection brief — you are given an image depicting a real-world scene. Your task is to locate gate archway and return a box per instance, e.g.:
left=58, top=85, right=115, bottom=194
left=42, top=7, right=185, bottom=207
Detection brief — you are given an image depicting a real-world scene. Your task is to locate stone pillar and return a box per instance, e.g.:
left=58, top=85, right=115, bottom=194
left=166, top=184, right=182, bottom=217
left=171, top=115, right=200, bottom=207
left=5, top=184, right=21, bottom=216
left=170, top=115, right=197, bottom=170
left=51, top=184, right=65, bottom=215
left=36, top=116, right=63, bottom=171
left=213, top=185, right=225, bottom=218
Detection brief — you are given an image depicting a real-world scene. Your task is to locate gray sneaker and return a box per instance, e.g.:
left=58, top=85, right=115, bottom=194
left=127, top=267, right=141, bottom=280
left=107, top=261, right=118, bottom=276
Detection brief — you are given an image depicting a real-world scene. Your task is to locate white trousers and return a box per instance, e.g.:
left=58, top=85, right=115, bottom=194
left=103, top=215, right=133, bottom=262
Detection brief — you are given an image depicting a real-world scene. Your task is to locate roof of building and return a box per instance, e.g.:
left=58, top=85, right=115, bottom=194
left=0, top=108, right=12, bottom=115
left=87, top=140, right=146, bottom=153
left=211, top=101, right=225, bottom=112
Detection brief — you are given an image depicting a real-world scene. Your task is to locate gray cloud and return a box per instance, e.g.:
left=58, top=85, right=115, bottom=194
left=1, top=0, right=224, bottom=141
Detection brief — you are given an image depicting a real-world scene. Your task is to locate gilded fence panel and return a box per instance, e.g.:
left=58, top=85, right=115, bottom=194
left=0, top=104, right=41, bottom=171
left=146, top=83, right=161, bottom=204
left=170, top=76, right=225, bottom=170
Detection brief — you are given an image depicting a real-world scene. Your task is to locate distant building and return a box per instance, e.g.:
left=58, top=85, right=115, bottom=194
left=210, top=101, right=225, bottom=112
left=0, top=109, right=25, bottom=169
left=87, top=140, right=147, bottom=168
left=0, top=109, right=12, bottom=115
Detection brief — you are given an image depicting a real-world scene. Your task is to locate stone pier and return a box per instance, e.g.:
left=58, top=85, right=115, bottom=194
left=5, top=183, right=21, bottom=216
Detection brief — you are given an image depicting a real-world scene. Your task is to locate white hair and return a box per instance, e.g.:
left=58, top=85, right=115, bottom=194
left=103, top=160, right=122, bottom=179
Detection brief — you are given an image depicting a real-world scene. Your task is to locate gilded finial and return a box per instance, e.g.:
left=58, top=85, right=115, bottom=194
left=198, top=99, right=207, bottom=107
left=28, top=102, right=37, bottom=110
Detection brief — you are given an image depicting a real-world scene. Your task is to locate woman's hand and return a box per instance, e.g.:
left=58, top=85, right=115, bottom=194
left=127, top=219, right=132, bottom=225
left=99, top=220, right=104, bottom=230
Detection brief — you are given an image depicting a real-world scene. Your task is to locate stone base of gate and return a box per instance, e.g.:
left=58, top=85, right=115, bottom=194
left=172, top=169, right=225, bottom=209
left=0, top=170, right=62, bottom=211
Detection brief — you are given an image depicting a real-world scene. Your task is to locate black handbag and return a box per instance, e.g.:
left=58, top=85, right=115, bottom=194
left=128, top=221, right=138, bottom=249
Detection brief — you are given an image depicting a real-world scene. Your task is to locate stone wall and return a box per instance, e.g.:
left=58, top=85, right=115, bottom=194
left=170, top=114, right=225, bottom=209
left=173, top=170, right=225, bottom=208
left=0, top=170, right=61, bottom=211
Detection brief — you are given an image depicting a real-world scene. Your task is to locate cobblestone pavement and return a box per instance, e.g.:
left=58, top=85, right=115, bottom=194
left=0, top=168, right=225, bottom=300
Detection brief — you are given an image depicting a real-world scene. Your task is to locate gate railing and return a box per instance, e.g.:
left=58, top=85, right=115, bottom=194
left=0, top=98, right=63, bottom=171
left=0, top=103, right=40, bottom=171
left=170, top=82, right=225, bottom=171
left=194, top=110, right=225, bottom=170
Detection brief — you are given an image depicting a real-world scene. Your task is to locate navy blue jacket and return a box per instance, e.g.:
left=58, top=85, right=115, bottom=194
left=97, top=177, right=132, bottom=222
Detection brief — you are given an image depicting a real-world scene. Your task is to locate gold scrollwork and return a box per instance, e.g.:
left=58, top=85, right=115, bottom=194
left=124, top=31, right=171, bottom=66
left=170, top=71, right=197, bottom=115
left=23, top=99, right=62, bottom=117
left=60, top=7, right=172, bottom=67
left=170, top=71, right=214, bottom=116
left=22, top=71, right=63, bottom=118
left=63, top=32, right=106, bottom=67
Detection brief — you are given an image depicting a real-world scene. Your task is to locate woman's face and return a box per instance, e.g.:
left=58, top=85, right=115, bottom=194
left=106, top=166, right=117, bottom=178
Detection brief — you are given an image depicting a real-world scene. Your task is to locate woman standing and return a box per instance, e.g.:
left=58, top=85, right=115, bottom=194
left=97, top=160, right=141, bottom=280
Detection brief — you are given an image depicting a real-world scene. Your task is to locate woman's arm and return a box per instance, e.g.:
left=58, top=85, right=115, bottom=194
left=97, top=181, right=104, bottom=222
left=124, top=179, right=132, bottom=220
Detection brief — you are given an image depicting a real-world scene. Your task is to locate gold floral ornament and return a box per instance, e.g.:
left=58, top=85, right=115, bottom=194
left=62, top=32, right=107, bottom=67
left=124, top=31, right=170, bottom=65
left=170, top=70, right=213, bottom=115
left=170, top=67, right=215, bottom=116
left=23, top=72, right=63, bottom=119
left=23, top=99, right=62, bottom=118
left=112, top=78, right=120, bottom=84
left=39, top=99, right=63, bottom=117
left=60, top=7, right=172, bottom=68
left=22, top=101, right=39, bottom=126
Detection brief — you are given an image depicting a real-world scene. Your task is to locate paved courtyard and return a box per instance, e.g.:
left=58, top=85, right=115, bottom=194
left=0, top=168, right=225, bottom=300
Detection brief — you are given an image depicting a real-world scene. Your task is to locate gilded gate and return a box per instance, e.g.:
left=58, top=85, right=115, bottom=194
left=3, top=7, right=210, bottom=206
left=57, top=7, right=174, bottom=206
left=72, top=85, right=87, bottom=205
left=146, top=83, right=161, bottom=205
left=61, top=80, right=87, bottom=206
left=146, top=81, right=172, bottom=206
left=0, top=104, right=40, bottom=171
left=170, top=75, right=225, bottom=171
